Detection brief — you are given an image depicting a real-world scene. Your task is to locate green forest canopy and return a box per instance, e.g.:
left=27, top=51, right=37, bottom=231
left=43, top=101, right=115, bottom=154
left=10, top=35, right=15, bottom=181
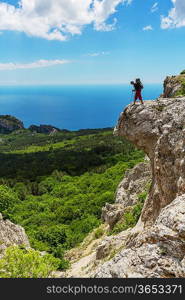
left=0, top=128, right=144, bottom=270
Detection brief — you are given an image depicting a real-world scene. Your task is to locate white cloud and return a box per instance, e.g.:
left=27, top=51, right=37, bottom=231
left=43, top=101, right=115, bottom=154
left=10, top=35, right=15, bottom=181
left=94, top=17, right=117, bottom=31
left=143, top=25, right=153, bottom=31
left=151, top=2, right=158, bottom=13
left=0, top=0, right=131, bottom=41
left=86, top=51, right=110, bottom=56
left=161, top=0, right=185, bottom=29
left=0, top=59, right=70, bottom=71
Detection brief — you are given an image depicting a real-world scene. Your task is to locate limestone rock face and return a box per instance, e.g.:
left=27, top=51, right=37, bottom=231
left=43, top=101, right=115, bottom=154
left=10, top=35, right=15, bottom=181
left=115, top=162, right=151, bottom=207
left=92, top=97, right=185, bottom=278
left=101, top=203, right=125, bottom=229
left=94, top=195, right=185, bottom=278
left=0, top=213, right=30, bottom=253
left=163, top=75, right=185, bottom=98
left=115, top=97, right=185, bottom=226
left=96, top=229, right=131, bottom=260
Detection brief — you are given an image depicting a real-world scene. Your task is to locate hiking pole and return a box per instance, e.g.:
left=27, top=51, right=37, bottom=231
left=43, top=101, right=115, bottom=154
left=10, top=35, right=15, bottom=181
left=131, top=90, right=134, bottom=104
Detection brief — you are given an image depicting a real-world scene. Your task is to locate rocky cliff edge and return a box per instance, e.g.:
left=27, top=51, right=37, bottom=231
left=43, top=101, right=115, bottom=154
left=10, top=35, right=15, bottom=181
left=114, top=97, right=185, bottom=227
left=93, top=97, right=185, bottom=277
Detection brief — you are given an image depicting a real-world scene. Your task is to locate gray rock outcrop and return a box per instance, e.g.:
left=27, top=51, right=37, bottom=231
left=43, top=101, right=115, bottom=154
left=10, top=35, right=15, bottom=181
left=163, top=75, right=185, bottom=98
left=101, top=203, right=125, bottom=230
left=115, top=161, right=151, bottom=207
left=0, top=115, right=24, bottom=134
left=0, top=213, right=30, bottom=254
left=96, top=229, right=131, bottom=260
left=94, top=195, right=185, bottom=278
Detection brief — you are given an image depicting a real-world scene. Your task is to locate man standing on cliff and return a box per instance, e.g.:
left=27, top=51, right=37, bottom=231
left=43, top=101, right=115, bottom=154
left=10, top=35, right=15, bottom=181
left=130, top=78, right=144, bottom=104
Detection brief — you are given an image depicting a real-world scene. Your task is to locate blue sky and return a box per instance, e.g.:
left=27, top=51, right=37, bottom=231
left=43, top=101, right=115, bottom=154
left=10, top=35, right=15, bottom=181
left=0, top=0, right=185, bottom=85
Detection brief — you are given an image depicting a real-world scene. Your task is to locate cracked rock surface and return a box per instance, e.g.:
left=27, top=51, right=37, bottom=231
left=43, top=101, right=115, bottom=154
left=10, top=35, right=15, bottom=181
left=94, top=195, right=185, bottom=278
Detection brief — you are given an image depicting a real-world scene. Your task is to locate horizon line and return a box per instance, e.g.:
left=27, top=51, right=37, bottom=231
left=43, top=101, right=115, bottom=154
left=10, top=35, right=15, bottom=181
left=0, top=82, right=162, bottom=87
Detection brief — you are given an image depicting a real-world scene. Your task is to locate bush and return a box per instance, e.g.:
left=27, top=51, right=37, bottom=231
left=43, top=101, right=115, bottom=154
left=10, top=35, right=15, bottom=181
left=94, top=227, right=104, bottom=239
left=180, top=70, right=185, bottom=75
left=35, top=225, right=69, bottom=249
left=0, top=185, right=19, bottom=213
left=0, top=246, right=60, bottom=278
left=13, top=182, right=30, bottom=200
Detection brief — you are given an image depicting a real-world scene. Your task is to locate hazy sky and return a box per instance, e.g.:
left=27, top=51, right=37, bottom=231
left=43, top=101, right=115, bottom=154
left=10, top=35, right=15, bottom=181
left=0, top=0, right=185, bottom=85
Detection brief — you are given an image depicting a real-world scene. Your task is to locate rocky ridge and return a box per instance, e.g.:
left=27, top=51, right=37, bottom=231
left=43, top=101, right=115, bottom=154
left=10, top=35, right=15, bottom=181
left=28, top=124, right=60, bottom=134
left=0, top=115, right=61, bottom=135
left=0, top=115, right=24, bottom=134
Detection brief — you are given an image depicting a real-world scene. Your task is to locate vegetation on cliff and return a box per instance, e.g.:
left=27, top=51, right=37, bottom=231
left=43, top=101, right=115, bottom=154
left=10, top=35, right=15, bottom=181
left=174, top=80, right=185, bottom=96
left=108, top=189, right=149, bottom=235
left=163, top=73, right=185, bottom=97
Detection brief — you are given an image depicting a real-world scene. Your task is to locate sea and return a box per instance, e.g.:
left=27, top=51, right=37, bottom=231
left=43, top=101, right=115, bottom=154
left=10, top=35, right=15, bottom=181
left=0, top=84, right=162, bottom=131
